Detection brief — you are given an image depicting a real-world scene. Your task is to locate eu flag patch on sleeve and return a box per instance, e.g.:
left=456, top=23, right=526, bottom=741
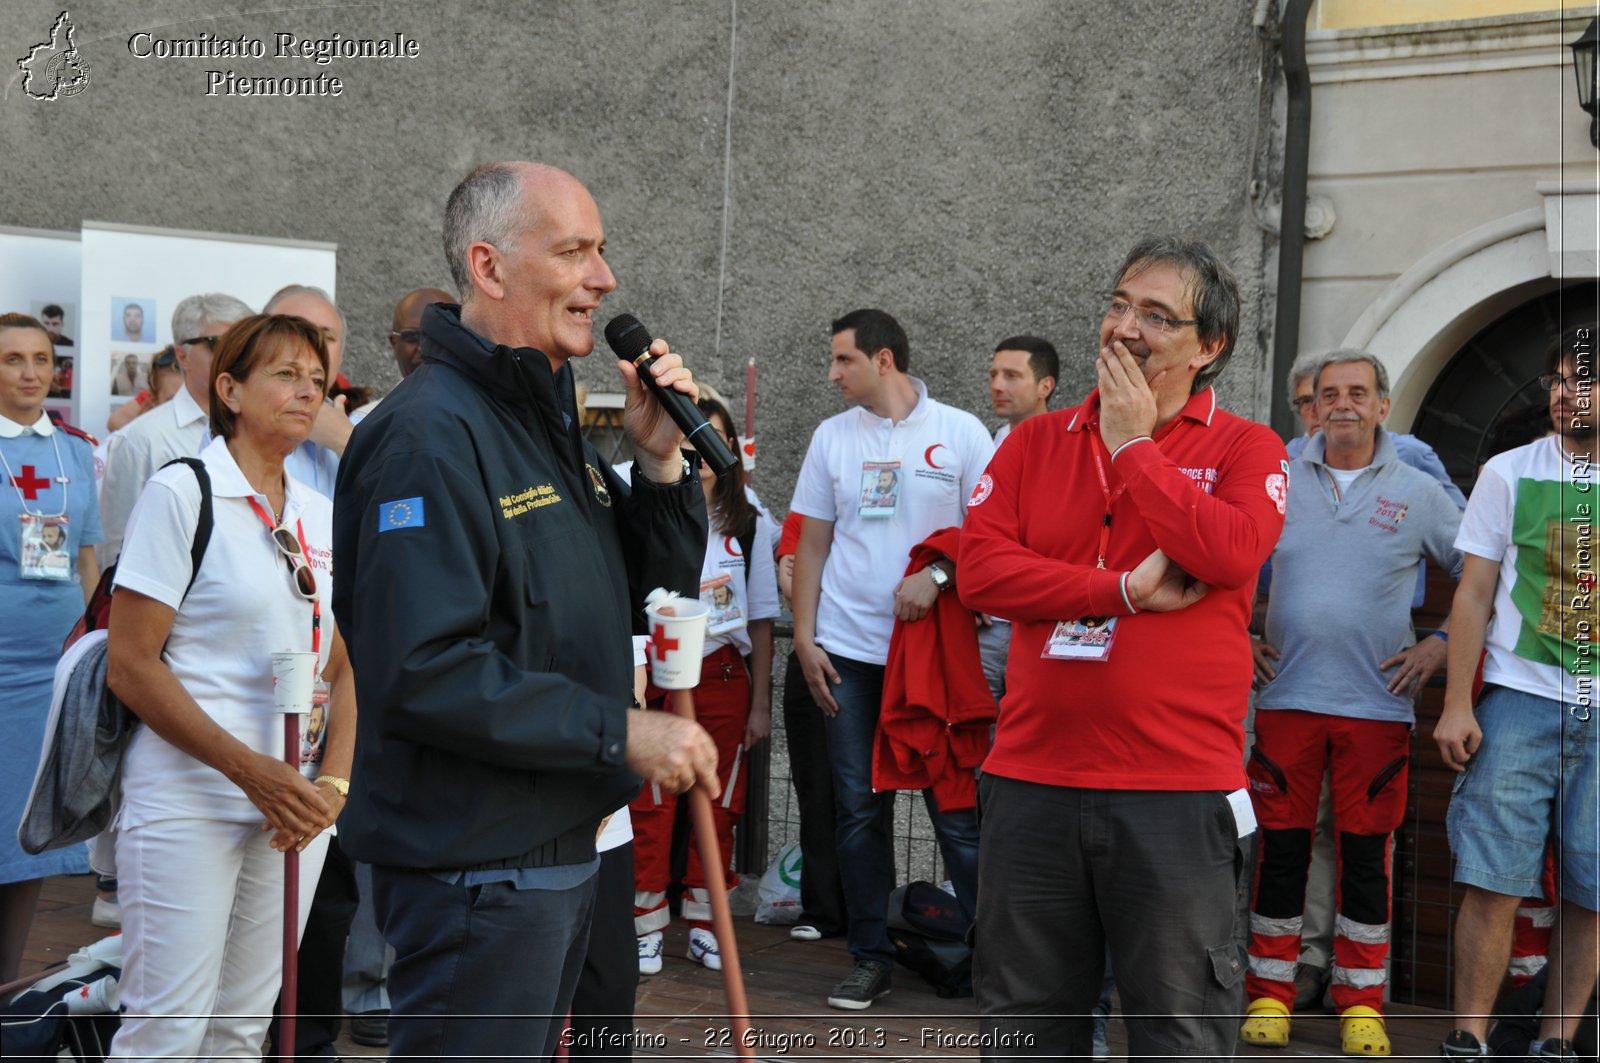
left=378, top=496, right=425, bottom=533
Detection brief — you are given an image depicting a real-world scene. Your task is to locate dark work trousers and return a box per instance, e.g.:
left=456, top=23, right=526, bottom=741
left=269, top=834, right=359, bottom=1058
left=974, top=775, right=1246, bottom=1062
left=372, top=863, right=597, bottom=1062
left=780, top=649, right=848, bottom=936
left=567, top=842, right=639, bottom=1058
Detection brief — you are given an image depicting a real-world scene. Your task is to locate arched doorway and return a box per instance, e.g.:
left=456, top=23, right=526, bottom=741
left=1412, top=284, right=1599, bottom=491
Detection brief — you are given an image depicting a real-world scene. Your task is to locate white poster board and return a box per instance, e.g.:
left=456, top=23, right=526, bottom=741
left=0, top=226, right=83, bottom=424
left=79, top=222, right=337, bottom=437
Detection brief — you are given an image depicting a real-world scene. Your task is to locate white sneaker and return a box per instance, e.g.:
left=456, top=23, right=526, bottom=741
left=687, top=926, right=722, bottom=971
left=637, top=931, right=664, bottom=976
left=91, top=895, right=121, bottom=929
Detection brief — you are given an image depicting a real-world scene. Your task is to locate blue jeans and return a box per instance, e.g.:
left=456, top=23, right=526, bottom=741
left=1448, top=684, right=1600, bottom=909
left=822, top=653, right=981, bottom=966
left=342, top=858, right=393, bottom=1014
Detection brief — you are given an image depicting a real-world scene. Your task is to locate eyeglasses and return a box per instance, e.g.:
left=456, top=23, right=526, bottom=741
left=389, top=329, right=424, bottom=346
left=266, top=523, right=318, bottom=601
left=1097, top=293, right=1199, bottom=334
left=1538, top=372, right=1589, bottom=393
left=152, top=347, right=178, bottom=369
left=179, top=335, right=221, bottom=350
left=1292, top=396, right=1316, bottom=411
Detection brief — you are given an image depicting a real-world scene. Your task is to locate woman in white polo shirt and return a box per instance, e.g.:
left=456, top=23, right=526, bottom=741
left=106, top=314, right=356, bottom=1060
left=628, top=394, right=779, bottom=975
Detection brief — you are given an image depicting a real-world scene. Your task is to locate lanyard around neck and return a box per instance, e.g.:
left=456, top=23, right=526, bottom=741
left=1088, top=434, right=1127, bottom=570
left=244, top=495, right=322, bottom=655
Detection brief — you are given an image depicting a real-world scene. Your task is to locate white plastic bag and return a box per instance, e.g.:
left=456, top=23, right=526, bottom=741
left=753, top=841, right=803, bottom=925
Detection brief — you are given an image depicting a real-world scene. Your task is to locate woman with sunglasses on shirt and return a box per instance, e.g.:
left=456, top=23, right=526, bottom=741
left=0, top=313, right=101, bottom=983
left=106, top=314, right=356, bottom=1060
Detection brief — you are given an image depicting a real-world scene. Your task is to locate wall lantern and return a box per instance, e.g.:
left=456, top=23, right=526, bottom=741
left=1573, top=17, right=1599, bottom=148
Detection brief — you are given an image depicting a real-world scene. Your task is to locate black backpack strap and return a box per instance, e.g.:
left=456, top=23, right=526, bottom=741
left=158, top=457, right=213, bottom=598
left=737, top=523, right=757, bottom=581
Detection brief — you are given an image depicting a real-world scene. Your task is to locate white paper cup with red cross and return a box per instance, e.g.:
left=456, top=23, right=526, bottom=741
left=644, top=588, right=711, bottom=690
left=271, top=650, right=318, bottom=716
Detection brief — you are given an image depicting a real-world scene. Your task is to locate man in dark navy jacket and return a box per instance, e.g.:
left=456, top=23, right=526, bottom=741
left=333, top=161, right=717, bottom=1060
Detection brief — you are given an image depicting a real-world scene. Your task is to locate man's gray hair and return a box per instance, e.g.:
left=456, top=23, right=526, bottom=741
left=1286, top=350, right=1324, bottom=411
left=171, top=293, right=253, bottom=344
left=265, top=284, right=347, bottom=341
left=443, top=163, right=533, bottom=298
left=1313, top=349, right=1390, bottom=400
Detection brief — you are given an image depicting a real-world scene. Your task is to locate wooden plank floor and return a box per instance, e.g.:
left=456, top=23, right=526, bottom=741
left=20, top=872, right=1461, bottom=1059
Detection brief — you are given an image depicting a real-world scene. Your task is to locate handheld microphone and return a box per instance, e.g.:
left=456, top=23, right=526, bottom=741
left=604, top=314, right=740, bottom=476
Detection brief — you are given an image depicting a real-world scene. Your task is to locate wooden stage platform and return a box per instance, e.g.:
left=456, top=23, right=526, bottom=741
left=21, top=872, right=1459, bottom=1059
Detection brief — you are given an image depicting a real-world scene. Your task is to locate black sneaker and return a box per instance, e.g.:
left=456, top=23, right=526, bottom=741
left=1529, top=1038, right=1577, bottom=1061
left=827, top=960, right=892, bottom=1010
left=349, top=1010, right=389, bottom=1047
left=1441, top=1029, right=1488, bottom=1058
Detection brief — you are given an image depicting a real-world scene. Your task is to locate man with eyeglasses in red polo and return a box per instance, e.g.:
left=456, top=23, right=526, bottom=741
left=959, top=236, right=1286, bottom=1059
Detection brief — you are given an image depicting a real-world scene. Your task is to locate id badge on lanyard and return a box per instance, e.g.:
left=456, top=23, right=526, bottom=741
left=19, top=513, right=71, bottom=581
left=702, top=573, right=746, bottom=636
left=1040, top=432, right=1129, bottom=662
left=1041, top=615, right=1120, bottom=662
left=858, top=460, right=901, bottom=518
left=299, top=680, right=331, bottom=779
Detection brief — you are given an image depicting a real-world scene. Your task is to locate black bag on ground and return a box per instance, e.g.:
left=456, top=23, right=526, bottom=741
left=886, top=880, right=973, bottom=998
left=0, top=969, right=121, bottom=1062
left=1488, top=965, right=1598, bottom=1057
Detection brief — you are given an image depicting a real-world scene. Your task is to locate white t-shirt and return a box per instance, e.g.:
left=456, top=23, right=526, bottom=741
left=698, top=510, right=780, bottom=658
left=745, top=484, right=784, bottom=552
left=790, top=379, right=994, bottom=665
left=114, top=436, right=335, bottom=828
left=1457, top=435, right=1596, bottom=704
left=612, top=468, right=780, bottom=659
left=1326, top=464, right=1366, bottom=495
left=993, top=422, right=1012, bottom=448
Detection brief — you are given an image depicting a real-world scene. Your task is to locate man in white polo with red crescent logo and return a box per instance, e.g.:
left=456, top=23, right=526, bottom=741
left=790, top=307, right=993, bottom=1011
left=959, top=237, right=1287, bottom=1058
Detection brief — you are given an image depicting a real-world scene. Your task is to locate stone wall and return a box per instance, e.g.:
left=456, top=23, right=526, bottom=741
left=4, top=0, right=1273, bottom=500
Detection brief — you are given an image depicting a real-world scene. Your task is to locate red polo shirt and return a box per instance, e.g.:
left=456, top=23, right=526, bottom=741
left=958, top=388, right=1287, bottom=791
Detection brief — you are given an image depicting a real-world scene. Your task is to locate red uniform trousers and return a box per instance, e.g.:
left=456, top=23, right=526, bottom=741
left=632, top=645, right=749, bottom=935
left=1245, top=709, right=1410, bottom=1013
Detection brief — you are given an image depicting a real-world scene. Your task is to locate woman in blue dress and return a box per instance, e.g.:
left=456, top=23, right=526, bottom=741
left=0, top=312, right=102, bottom=982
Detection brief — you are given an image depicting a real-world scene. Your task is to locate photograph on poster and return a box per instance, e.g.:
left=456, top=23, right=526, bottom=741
left=48, top=354, right=73, bottom=399
left=109, top=351, right=146, bottom=396
left=110, top=296, right=155, bottom=343
left=29, top=301, right=76, bottom=347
